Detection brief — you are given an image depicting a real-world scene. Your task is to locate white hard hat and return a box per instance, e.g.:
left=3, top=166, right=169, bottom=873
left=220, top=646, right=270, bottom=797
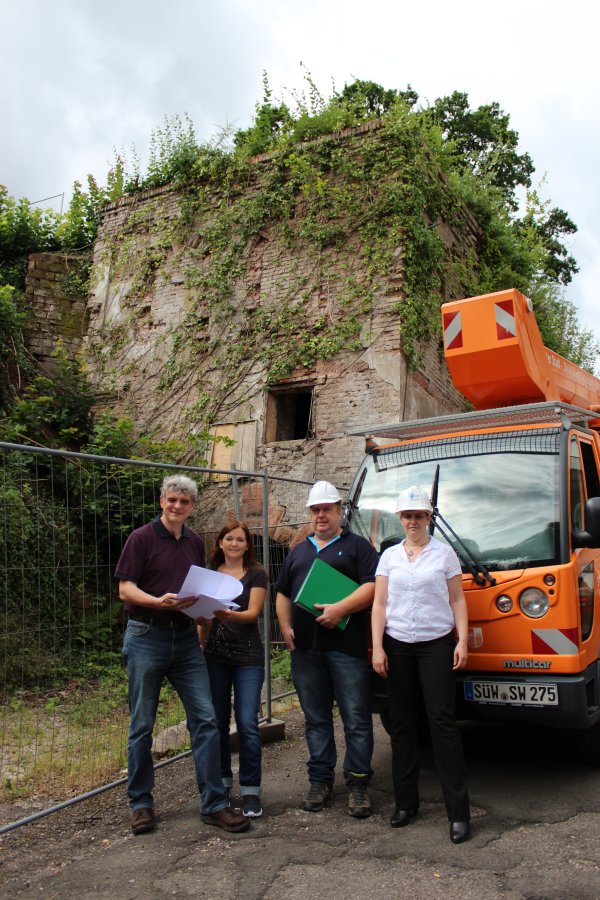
left=306, top=480, right=342, bottom=507
left=395, top=485, right=433, bottom=513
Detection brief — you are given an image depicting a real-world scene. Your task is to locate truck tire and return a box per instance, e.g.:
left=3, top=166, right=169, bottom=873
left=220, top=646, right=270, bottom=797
left=575, top=721, right=600, bottom=764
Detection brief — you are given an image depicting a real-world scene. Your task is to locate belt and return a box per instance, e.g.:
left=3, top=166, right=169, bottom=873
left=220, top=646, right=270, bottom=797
left=129, top=613, right=193, bottom=630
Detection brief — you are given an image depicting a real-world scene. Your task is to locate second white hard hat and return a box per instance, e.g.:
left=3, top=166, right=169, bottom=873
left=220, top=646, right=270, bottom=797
left=395, top=485, right=433, bottom=513
left=306, top=480, right=342, bottom=507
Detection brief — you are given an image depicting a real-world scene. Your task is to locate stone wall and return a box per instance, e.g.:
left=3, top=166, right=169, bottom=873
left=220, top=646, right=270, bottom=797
left=24, top=252, right=90, bottom=371
left=25, top=123, right=481, bottom=536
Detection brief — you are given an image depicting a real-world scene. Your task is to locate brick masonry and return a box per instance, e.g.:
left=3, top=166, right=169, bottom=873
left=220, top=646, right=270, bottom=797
left=24, top=252, right=90, bottom=371
left=24, top=125, right=478, bottom=536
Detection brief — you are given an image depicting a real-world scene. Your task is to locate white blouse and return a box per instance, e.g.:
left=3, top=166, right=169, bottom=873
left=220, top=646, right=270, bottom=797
left=375, top=536, right=462, bottom=643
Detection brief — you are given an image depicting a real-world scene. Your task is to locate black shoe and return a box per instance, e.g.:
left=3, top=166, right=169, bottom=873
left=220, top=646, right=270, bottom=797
left=242, top=794, right=262, bottom=818
left=450, top=820, right=470, bottom=843
left=390, top=807, right=418, bottom=828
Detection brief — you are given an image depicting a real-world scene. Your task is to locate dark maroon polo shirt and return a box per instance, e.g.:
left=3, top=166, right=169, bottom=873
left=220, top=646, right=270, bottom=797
left=115, top=516, right=206, bottom=621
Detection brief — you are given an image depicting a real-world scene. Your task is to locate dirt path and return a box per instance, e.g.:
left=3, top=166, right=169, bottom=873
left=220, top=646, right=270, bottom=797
left=2, top=709, right=600, bottom=899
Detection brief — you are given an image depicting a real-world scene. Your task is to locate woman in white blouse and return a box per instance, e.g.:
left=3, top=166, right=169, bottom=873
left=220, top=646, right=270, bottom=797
left=371, top=485, right=471, bottom=844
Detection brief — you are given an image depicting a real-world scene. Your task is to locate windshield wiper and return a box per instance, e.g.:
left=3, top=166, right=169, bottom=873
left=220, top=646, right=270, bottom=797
left=429, top=466, right=496, bottom=587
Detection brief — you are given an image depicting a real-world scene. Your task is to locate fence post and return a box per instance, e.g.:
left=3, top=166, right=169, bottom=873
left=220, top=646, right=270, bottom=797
left=261, top=468, right=272, bottom=722
left=231, top=463, right=241, bottom=519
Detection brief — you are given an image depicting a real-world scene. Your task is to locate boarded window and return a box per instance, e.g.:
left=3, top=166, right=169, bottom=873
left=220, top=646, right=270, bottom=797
left=209, top=422, right=257, bottom=480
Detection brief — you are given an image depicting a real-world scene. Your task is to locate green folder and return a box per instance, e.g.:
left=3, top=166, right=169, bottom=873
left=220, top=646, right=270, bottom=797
left=293, top=557, right=359, bottom=631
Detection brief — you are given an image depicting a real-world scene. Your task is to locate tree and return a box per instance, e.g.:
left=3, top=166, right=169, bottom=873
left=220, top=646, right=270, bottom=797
left=335, top=79, right=418, bottom=117
left=0, top=185, right=60, bottom=290
left=420, top=91, right=535, bottom=211
left=516, top=200, right=578, bottom=286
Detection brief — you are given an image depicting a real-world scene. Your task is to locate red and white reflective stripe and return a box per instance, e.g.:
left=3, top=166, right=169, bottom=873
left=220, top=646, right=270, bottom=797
left=495, top=300, right=516, bottom=340
left=531, top=628, right=579, bottom=655
left=443, top=311, right=462, bottom=350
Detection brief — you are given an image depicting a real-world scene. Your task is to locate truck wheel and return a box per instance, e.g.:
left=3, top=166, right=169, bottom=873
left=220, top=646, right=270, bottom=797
left=575, top=721, right=600, bottom=764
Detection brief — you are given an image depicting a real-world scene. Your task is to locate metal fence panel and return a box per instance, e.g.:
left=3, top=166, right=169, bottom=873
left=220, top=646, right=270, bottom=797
left=0, top=443, right=311, bottom=816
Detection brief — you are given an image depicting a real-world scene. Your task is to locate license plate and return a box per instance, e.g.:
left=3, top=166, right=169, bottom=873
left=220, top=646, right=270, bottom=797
left=464, top=681, right=558, bottom=706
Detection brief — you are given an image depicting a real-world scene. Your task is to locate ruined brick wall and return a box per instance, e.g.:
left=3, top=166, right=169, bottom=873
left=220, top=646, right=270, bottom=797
left=23, top=122, right=481, bottom=535
left=24, top=252, right=90, bottom=371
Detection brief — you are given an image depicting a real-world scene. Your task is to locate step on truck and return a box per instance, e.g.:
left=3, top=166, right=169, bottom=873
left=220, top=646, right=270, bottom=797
left=346, top=288, right=600, bottom=759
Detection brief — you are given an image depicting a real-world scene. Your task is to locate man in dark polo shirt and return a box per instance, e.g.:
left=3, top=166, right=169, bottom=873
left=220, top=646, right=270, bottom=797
left=275, top=480, right=379, bottom=819
left=116, top=474, right=249, bottom=835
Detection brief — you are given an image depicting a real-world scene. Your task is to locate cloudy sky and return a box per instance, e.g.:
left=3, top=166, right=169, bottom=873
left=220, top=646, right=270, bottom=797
left=1, top=0, right=598, bottom=345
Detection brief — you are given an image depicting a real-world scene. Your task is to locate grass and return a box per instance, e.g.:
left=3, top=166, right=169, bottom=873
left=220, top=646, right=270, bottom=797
left=1, top=650, right=295, bottom=804
left=0, top=671, right=188, bottom=802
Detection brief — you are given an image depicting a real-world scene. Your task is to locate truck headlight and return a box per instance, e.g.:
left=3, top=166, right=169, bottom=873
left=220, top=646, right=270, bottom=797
left=519, top=588, right=549, bottom=618
left=496, top=594, right=513, bottom=612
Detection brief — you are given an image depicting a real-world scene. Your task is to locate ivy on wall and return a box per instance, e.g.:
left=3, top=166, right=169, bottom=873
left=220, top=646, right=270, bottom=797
left=90, top=105, right=478, bottom=434
left=85, top=76, right=598, bottom=440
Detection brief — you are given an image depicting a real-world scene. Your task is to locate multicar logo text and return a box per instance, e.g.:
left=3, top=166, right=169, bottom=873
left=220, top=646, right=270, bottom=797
left=504, top=659, right=551, bottom=669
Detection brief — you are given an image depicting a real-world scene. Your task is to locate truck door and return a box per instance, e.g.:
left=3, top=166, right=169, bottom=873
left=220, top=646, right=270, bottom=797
left=570, top=436, right=600, bottom=657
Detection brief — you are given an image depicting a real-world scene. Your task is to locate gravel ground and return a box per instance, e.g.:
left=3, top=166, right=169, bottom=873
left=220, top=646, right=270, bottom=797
left=2, top=708, right=600, bottom=899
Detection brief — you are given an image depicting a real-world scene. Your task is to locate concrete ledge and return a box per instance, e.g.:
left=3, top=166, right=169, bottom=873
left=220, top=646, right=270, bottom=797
left=153, top=718, right=286, bottom=757
left=228, top=718, right=286, bottom=752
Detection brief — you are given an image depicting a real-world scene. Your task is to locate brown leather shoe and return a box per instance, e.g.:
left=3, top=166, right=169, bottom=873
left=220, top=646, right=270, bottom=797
left=201, top=806, right=250, bottom=833
left=131, top=807, right=155, bottom=835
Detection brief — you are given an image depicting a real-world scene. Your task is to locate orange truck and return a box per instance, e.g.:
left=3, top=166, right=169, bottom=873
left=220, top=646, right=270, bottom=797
left=347, top=288, right=600, bottom=758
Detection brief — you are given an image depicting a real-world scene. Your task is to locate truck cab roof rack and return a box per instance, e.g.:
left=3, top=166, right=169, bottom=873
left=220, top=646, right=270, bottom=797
left=349, top=401, right=599, bottom=443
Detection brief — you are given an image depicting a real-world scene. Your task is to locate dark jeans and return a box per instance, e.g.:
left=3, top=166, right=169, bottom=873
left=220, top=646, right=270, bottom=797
left=291, top=648, right=373, bottom=785
left=207, top=661, right=264, bottom=795
left=123, top=619, right=228, bottom=815
left=384, top=631, right=470, bottom=821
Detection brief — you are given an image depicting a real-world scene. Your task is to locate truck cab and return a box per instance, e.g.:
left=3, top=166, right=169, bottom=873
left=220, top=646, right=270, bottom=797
left=346, top=290, right=600, bottom=758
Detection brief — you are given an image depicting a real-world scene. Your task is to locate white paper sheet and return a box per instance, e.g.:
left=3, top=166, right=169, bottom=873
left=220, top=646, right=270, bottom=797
left=177, top=565, right=242, bottom=619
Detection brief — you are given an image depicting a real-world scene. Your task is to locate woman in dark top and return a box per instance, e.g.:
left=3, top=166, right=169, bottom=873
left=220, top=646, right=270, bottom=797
left=200, top=520, right=268, bottom=818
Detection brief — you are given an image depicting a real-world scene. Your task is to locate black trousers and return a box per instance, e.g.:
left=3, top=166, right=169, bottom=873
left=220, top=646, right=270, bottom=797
left=384, top=631, right=470, bottom=821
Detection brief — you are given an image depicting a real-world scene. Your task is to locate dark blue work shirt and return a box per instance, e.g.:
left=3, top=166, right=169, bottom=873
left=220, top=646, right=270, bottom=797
left=275, top=528, right=378, bottom=657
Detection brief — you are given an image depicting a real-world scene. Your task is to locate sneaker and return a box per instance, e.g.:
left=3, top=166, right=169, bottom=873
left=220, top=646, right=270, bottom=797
left=347, top=775, right=372, bottom=819
left=131, top=807, right=155, bottom=835
left=242, top=794, right=262, bottom=817
left=200, top=806, right=250, bottom=833
left=302, top=782, right=334, bottom=812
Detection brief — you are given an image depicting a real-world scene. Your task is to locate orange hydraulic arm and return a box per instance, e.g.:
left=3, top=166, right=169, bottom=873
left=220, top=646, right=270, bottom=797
left=442, top=288, right=600, bottom=411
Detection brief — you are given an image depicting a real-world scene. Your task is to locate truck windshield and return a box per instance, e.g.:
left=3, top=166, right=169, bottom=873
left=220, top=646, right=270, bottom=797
left=348, top=429, right=560, bottom=570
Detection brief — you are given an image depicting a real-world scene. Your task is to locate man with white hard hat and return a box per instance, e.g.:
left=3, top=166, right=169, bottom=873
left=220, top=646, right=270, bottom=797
left=276, top=480, right=379, bottom=819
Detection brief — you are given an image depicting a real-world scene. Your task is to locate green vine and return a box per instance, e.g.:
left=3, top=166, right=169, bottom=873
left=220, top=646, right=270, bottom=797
left=90, top=103, right=476, bottom=434
left=86, top=76, right=596, bottom=441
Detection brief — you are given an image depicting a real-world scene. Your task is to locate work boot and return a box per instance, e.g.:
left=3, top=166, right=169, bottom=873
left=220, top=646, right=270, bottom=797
left=302, top=782, right=334, bottom=812
left=200, top=807, right=250, bottom=833
left=131, top=807, right=155, bottom=834
left=347, top=774, right=372, bottom=818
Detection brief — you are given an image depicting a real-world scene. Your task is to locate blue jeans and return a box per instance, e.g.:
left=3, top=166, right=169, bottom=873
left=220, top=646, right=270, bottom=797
left=291, top=649, right=373, bottom=785
left=207, top=661, right=264, bottom=795
left=123, top=619, right=228, bottom=815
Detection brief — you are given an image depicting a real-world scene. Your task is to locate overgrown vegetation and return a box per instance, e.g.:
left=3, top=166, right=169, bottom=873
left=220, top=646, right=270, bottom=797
left=2, top=73, right=595, bottom=430
left=0, top=72, right=597, bottom=689
left=83, top=73, right=596, bottom=428
left=1, top=665, right=186, bottom=800
left=0, top=74, right=596, bottom=799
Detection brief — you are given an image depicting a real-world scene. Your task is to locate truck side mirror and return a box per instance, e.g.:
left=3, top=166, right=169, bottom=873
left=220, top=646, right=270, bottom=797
left=573, top=497, right=600, bottom=548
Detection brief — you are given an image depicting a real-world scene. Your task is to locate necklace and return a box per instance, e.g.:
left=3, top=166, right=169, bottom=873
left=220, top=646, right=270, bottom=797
left=405, top=538, right=429, bottom=558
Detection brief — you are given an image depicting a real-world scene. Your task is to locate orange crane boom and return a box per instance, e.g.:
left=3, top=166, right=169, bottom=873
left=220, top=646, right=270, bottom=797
left=442, top=288, right=600, bottom=411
